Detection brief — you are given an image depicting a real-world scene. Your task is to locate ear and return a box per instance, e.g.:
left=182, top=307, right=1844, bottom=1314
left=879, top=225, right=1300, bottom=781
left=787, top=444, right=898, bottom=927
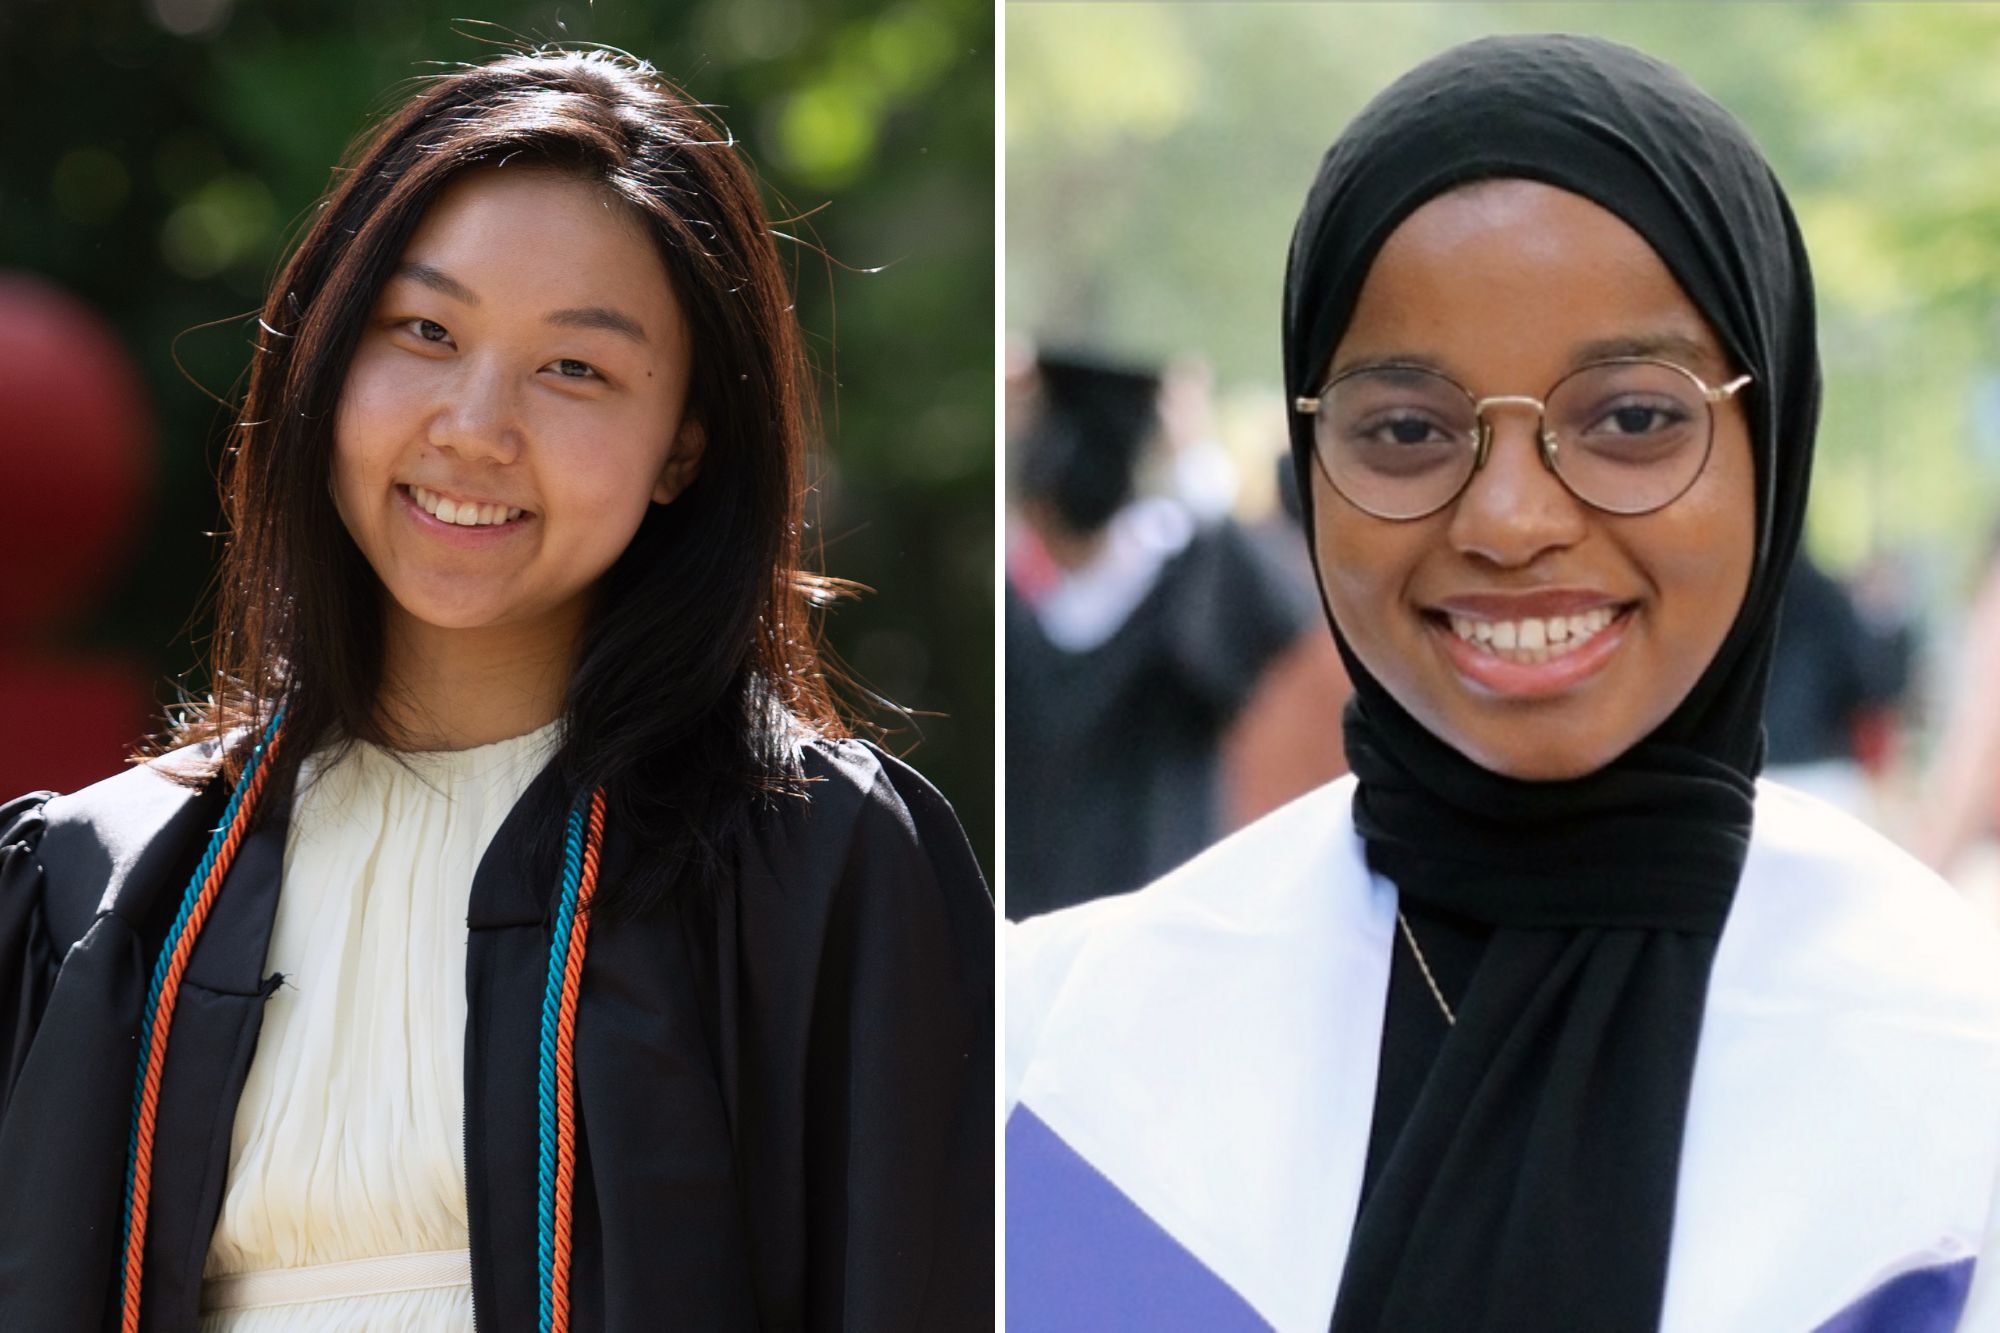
left=651, top=417, right=706, bottom=505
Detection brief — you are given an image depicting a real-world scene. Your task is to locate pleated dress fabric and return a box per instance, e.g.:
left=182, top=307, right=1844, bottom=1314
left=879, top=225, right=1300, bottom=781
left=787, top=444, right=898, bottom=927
left=198, top=721, right=561, bottom=1331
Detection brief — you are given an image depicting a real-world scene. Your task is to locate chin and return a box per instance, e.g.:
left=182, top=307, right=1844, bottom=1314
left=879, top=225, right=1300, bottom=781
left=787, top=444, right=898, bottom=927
left=385, top=585, right=515, bottom=633
left=1467, top=745, right=1611, bottom=783
left=1431, top=709, right=1631, bottom=783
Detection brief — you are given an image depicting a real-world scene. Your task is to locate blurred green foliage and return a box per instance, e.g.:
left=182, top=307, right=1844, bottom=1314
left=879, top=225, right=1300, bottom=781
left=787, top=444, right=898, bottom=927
left=0, top=0, right=995, bottom=865
left=1007, top=1, right=2000, bottom=602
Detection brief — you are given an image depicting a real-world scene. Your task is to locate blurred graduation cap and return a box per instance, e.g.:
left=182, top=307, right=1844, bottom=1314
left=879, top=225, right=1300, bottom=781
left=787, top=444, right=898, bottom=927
left=1017, top=350, right=1162, bottom=535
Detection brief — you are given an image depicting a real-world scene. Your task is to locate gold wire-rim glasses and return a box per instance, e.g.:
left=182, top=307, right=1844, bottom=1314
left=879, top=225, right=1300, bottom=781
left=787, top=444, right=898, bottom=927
left=1294, top=357, right=1754, bottom=521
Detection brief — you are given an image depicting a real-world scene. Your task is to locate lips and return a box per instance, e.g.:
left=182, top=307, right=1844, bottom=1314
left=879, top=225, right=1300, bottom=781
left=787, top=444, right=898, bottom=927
left=404, top=483, right=528, bottom=527
left=1424, top=593, right=1635, bottom=697
left=1446, top=606, right=1618, bottom=662
left=397, top=484, right=532, bottom=541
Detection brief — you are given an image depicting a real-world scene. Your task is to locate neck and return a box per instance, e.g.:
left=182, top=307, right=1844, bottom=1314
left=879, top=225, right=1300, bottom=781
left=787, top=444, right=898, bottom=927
left=375, top=601, right=584, bottom=751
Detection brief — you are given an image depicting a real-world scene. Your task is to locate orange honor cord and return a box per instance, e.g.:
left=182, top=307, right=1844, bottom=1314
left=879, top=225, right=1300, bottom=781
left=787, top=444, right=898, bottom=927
left=118, top=718, right=604, bottom=1332
left=550, top=787, right=604, bottom=1333
left=538, top=786, right=606, bottom=1333
left=119, top=713, right=284, bottom=1331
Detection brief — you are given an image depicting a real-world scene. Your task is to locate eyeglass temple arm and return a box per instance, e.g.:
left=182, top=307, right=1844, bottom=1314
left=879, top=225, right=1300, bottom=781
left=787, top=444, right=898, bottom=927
left=1708, top=374, right=1753, bottom=401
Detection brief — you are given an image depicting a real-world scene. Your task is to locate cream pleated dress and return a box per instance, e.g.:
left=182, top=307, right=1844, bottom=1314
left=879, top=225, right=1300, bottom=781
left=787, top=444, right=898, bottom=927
left=198, top=722, right=561, bottom=1330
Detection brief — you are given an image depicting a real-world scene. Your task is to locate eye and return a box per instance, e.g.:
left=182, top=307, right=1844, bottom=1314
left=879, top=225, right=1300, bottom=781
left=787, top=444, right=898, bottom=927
left=1355, top=410, right=1455, bottom=448
left=1589, top=399, right=1690, bottom=436
left=388, top=317, right=454, bottom=349
left=1386, top=415, right=1446, bottom=445
left=550, top=358, right=601, bottom=381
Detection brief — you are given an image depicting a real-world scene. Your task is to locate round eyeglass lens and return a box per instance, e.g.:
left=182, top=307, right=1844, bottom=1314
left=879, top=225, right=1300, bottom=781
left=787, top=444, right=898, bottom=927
left=1316, top=366, right=1479, bottom=520
left=1543, top=360, right=1713, bottom=514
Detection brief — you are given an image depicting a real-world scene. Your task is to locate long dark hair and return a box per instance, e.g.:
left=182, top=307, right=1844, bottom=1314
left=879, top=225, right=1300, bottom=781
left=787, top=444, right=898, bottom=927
left=150, top=46, right=846, bottom=912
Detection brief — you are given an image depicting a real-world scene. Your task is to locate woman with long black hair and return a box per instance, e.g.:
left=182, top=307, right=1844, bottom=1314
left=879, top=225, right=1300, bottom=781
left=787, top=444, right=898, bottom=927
left=1008, top=34, right=2000, bottom=1333
left=0, top=46, right=990, bottom=1331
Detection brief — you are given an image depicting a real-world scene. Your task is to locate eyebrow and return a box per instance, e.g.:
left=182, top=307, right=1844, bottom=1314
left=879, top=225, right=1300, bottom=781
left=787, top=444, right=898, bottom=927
left=389, top=261, right=652, bottom=347
left=1570, top=332, right=1724, bottom=372
left=1334, top=331, right=1727, bottom=382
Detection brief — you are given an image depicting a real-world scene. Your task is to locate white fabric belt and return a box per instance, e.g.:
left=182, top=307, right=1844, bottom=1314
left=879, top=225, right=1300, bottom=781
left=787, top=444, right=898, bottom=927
left=201, top=1248, right=473, bottom=1312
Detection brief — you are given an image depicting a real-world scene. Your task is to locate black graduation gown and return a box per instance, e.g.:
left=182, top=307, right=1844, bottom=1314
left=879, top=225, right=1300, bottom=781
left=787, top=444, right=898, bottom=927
left=0, top=736, right=992, bottom=1332
left=1004, top=518, right=1308, bottom=920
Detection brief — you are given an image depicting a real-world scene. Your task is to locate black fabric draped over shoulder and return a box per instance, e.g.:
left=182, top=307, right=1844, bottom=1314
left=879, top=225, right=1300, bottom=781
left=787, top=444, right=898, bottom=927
left=1280, top=33, right=1820, bottom=1333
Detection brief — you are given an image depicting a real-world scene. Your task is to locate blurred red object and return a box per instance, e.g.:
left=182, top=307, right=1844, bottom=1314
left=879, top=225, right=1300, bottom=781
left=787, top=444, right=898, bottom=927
left=0, top=271, right=153, bottom=628
left=1851, top=706, right=1898, bottom=776
left=0, top=271, right=156, bottom=795
left=0, top=655, right=152, bottom=797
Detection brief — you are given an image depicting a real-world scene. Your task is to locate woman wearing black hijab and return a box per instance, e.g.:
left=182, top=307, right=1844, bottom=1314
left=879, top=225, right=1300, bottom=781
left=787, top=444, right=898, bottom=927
left=1007, top=34, right=2000, bottom=1333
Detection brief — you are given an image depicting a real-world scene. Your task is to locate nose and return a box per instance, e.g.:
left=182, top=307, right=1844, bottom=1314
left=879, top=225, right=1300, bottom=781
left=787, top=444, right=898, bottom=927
left=425, top=358, right=524, bottom=466
left=1445, top=409, right=1588, bottom=567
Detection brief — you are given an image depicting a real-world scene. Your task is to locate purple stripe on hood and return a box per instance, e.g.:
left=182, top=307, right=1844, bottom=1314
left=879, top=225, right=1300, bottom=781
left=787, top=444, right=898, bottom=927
left=1006, top=1104, right=1273, bottom=1331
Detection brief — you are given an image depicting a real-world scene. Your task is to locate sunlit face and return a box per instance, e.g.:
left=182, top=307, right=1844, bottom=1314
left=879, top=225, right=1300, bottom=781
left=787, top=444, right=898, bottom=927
left=1311, top=179, right=1755, bottom=780
left=332, top=166, right=700, bottom=645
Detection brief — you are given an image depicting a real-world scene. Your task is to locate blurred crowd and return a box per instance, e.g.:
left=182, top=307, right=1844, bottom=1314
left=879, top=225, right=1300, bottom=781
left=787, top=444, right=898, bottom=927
left=1005, top=343, right=1349, bottom=920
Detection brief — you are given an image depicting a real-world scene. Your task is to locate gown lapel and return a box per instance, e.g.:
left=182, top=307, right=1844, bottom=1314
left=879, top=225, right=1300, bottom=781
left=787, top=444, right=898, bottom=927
left=461, top=761, right=759, bottom=1330
left=0, top=759, right=252, bottom=1331
left=134, top=804, right=289, bottom=1330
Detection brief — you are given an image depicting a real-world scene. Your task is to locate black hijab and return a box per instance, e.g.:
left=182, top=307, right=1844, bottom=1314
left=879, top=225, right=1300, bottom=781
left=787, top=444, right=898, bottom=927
left=1280, top=34, right=1819, bottom=1331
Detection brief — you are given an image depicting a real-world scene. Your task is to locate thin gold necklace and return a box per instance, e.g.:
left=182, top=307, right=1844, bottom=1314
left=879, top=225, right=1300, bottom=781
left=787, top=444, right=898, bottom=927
left=1396, top=910, right=1457, bottom=1026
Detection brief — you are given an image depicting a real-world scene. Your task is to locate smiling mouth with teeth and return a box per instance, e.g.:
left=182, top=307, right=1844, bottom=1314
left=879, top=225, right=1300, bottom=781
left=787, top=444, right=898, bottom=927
left=1442, top=606, right=1626, bottom=665
left=405, top=484, right=526, bottom=528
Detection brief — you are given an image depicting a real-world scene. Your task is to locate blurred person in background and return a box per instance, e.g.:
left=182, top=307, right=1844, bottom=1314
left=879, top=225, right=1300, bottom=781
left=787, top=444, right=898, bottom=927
left=1009, top=34, right=2000, bottom=1333
left=1761, top=548, right=1913, bottom=820
left=1222, top=453, right=1355, bottom=830
left=0, top=49, right=990, bottom=1331
left=1918, top=525, right=2000, bottom=897
left=1005, top=349, right=1311, bottom=920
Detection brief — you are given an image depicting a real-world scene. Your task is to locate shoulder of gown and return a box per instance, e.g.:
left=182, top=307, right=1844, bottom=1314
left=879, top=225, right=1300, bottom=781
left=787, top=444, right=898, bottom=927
left=1, top=752, right=225, bottom=1112
left=1004, top=774, right=1389, bottom=1333
left=1731, top=777, right=2000, bottom=1032
left=1006, top=774, right=1373, bottom=1108
left=734, top=734, right=995, bottom=1330
left=1, top=752, right=215, bottom=1104
left=753, top=730, right=994, bottom=1073
left=0, top=788, right=56, bottom=891
left=10, top=747, right=223, bottom=944
left=745, top=733, right=991, bottom=946
left=1, top=790, right=59, bottom=1108
left=1660, top=782, right=2000, bottom=1330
